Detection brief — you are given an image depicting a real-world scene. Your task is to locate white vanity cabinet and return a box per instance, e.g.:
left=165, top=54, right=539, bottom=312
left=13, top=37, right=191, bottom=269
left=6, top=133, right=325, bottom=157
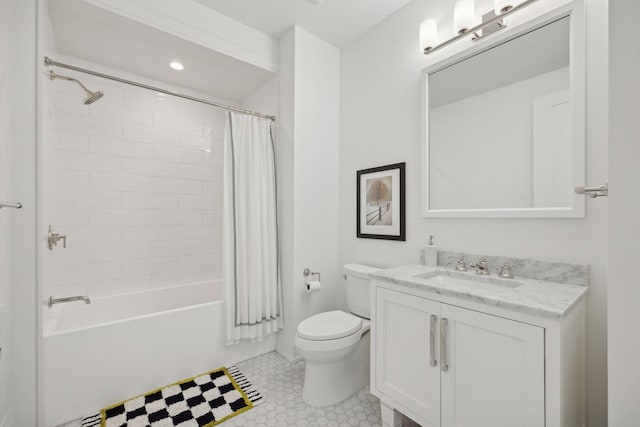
left=439, top=303, right=544, bottom=427
left=374, top=287, right=442, bottom=427
left=371, top=280, right=586, bottom=427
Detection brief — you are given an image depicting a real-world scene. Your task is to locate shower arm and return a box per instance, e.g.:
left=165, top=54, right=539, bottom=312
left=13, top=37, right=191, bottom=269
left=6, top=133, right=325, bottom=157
left=49, top=71, right=91, bottom=93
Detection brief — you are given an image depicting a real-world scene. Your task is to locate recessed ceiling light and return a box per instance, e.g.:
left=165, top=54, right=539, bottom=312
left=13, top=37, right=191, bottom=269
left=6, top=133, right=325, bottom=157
left=169, top=61, right=184, bottom=71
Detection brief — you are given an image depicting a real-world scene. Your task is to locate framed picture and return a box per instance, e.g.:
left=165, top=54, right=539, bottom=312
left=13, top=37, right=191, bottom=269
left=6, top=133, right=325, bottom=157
left=357, top=162, right=405, bottom=241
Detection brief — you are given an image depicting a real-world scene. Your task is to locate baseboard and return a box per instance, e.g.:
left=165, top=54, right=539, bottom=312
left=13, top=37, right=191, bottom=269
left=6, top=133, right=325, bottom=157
left=276, top=348, right=303, bottom=363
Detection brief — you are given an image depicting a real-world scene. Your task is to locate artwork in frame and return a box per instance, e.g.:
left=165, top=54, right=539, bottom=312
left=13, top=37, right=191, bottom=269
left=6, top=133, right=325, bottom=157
left=356, top=162, right=406, bottom=241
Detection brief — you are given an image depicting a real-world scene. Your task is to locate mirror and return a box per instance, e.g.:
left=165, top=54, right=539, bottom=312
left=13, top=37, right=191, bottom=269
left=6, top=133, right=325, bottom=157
left=422, top=5, right=585, bottom=218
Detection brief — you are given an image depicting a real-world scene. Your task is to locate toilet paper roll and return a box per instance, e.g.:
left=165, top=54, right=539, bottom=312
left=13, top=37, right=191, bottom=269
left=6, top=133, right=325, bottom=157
left=305, top=280, right=322, bottom=293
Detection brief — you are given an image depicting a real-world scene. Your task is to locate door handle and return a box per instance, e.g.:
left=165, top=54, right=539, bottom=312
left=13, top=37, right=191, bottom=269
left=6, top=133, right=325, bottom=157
left=429, top=315, right=437, bottom=367
left=440, top=318, right=449, bottom=372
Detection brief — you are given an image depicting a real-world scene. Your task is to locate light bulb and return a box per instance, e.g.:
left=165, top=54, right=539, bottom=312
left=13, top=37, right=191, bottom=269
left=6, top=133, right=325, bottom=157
left=454, top=0, right=476, bottom=34
left=420, top=19, right=438, bottom=53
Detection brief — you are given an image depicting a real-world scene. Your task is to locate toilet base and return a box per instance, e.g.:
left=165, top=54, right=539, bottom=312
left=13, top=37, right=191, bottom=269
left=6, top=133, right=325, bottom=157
left=301, top=331, right=370, bottom=407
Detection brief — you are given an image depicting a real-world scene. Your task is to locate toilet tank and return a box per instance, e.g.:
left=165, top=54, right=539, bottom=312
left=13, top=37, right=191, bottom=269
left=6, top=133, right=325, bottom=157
left=343, top=264, right=379, bottom=319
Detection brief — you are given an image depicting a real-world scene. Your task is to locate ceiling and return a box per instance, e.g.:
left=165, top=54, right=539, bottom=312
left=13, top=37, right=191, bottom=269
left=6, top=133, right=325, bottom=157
left=48, top=0, right=276, bottom=102
left=48, top=0, right=415, bottom=101
left=193, top=0, right=414, bottom=47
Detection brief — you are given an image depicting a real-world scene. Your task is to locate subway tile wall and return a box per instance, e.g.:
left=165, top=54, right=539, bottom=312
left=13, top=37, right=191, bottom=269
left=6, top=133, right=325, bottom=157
left=43, top=58, right=226, bottom=298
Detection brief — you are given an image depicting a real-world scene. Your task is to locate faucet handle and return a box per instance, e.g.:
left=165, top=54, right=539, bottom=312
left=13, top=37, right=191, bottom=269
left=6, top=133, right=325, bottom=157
left=47, top=225, right=67, bottom=251
left=448, top=256, right=467, bottom=271
left=498, top=262, right=524, bottom=279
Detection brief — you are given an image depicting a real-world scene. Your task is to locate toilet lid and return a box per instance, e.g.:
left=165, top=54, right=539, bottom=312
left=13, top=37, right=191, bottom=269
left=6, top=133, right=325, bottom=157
left=297, top=310, right=363, bottom=341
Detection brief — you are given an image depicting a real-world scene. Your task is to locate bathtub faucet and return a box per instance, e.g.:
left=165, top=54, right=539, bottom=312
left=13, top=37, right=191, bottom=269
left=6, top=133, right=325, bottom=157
left=48, top=295, right=91, bottom=308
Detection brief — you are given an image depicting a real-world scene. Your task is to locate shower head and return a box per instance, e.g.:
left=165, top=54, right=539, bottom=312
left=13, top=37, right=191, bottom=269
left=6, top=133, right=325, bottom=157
left=48, top=71, right=103, bottom=105
left=83, top=89, right=104, bottom=105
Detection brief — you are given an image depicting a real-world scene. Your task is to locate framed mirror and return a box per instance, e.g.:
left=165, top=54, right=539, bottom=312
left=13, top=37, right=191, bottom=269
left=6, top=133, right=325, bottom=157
left=421, top=2, right=585, bottom=218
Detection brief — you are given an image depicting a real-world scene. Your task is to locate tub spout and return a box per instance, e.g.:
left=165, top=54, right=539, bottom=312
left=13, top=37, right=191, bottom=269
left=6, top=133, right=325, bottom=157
left=48, top=295, right=91, bottom=308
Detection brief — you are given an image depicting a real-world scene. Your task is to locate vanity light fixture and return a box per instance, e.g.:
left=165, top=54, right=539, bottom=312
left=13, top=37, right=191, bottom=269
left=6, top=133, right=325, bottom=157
left=419, top=19, right=438, bottom=53
left=420, top=0, right=537, bottom=55
left=495, top=0, right=516, bottom=14
left=453, top=0, right=476, bottom=34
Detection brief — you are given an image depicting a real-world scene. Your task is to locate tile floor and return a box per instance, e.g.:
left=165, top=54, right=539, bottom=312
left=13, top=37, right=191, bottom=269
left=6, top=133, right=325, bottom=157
left=225, top=351, right=380, bottom=427
left=220, top=351, right=420, bottom=427
left=58, top=350, right=420, bottom=427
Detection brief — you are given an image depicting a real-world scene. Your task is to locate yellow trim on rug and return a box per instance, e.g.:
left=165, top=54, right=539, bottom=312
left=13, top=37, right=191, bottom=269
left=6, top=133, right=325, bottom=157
left=99, top=366, right=253, bottom=427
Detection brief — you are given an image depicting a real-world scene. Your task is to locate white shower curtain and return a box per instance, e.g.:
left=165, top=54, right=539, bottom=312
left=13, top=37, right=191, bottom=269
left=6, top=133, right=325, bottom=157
left=223, top=111, right=283, bottom=344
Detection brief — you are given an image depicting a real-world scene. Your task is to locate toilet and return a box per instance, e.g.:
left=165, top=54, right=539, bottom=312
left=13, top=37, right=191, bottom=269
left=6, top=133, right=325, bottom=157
left=295, top=264, right=378, bottom=407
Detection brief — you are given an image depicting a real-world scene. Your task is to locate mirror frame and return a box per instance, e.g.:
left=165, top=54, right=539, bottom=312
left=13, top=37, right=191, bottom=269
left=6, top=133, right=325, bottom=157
left=421, top=0, right=585, bottom=218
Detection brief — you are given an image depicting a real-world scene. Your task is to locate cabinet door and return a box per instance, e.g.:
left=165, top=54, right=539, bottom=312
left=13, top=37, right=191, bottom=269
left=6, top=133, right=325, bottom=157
left=375, top=287, right=441, bottom=427
left=440, top=304, right=544, bottom=427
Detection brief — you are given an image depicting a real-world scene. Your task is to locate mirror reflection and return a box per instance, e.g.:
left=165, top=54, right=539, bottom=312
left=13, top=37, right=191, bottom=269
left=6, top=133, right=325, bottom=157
left=428, top=16, right=571, bottom=210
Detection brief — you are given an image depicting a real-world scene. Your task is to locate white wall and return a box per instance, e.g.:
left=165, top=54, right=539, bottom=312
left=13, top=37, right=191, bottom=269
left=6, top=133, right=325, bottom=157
left=242, top=75, right=278, bottom=118
left=340, top=0, right=608, bottom=425
left=42, top=55, right=227, bottom=299
left=608, top=0, right=639, bottom=425
left=11, top=0, right=39, bottom=424
left=0, top=0, right=13, bottom=424
left=276, top=27, right=342, bottom=359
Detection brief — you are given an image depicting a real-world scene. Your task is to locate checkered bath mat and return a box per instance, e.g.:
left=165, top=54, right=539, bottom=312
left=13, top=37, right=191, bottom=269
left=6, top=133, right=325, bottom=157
left=81, top=365, right=263, bottom=427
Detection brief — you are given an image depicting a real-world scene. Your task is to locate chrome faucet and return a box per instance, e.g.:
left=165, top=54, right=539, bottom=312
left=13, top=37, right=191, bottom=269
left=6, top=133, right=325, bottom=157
left=448, top=256, right=467, bottom=271
left=497, top=263, right=523, bottom=279
left=48, top=295, right=91, bottom=308
left=469, top=259, right=490, bottom=275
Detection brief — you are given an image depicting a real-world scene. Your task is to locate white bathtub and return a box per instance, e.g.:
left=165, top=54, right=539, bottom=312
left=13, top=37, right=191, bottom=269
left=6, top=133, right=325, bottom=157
left=43, top=281, right=276, bottom=427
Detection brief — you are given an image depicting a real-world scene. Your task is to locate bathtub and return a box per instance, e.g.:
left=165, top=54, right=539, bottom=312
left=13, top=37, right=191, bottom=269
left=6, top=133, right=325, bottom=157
left=43, top=280, right=276, bottom=427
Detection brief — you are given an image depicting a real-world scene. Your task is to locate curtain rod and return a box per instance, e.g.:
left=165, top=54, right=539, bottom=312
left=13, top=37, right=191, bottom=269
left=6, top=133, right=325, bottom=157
left=44, top=57, right=276, bottom=122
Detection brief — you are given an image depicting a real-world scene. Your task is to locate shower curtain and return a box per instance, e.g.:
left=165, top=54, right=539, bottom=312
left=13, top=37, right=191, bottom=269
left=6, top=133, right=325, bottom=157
left=223, top=111, right=283, bottom=344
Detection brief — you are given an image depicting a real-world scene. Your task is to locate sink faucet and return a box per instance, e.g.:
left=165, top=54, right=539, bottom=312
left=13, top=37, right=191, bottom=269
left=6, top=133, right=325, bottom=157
left=448, top=256, right=467, bottom=271
left=497, top=262, right=524, bottom=279
left=48, top=295, right=91, bottom=308
left=469, top=259, right=490, bottom=275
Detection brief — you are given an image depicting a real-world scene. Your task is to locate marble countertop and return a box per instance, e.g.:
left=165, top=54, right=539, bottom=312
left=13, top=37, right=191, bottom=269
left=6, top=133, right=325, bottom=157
left=370, top=265, right=588, bottom=320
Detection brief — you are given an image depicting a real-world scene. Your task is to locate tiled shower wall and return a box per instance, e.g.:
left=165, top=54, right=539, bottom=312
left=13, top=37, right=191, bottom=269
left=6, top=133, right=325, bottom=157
left=43, top=57, right=226, bottom=298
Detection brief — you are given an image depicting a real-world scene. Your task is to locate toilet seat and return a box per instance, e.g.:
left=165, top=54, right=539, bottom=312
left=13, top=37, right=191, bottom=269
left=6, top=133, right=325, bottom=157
left=297, top=310, right=363, bottom=341
left=295, top=318, right=370, bottom=354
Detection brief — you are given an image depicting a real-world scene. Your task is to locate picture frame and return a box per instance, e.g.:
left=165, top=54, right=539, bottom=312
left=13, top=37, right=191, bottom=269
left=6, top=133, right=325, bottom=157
left=356, top=162, right=406, bottom=241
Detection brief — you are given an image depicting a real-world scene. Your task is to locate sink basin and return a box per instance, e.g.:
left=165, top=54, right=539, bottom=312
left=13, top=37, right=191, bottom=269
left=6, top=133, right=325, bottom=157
left=416, top=270, right=523, bottom=291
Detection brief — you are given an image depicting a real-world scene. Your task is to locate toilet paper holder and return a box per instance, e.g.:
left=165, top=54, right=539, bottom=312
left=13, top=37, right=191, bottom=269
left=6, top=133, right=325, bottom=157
left=303, top=268, right=321, bottom=282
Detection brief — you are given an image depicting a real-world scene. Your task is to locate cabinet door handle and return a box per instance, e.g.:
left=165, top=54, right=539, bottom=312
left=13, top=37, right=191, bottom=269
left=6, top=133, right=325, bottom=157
left=440, top=317, right=449, bottom=372
left=429, top=315, right=437, bottom=367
